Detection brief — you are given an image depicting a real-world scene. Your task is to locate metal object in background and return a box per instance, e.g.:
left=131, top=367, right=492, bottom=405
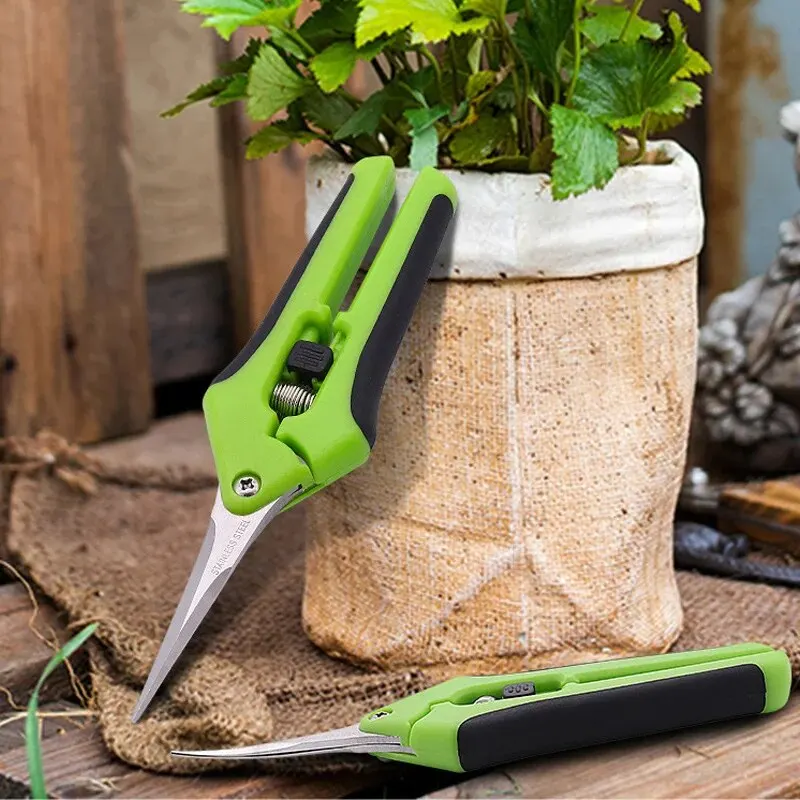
left=172, top=644, right=791, bottom=772
left=131, top=158, right=458, bottom=722
left=707, top=0, right=800, bottom=297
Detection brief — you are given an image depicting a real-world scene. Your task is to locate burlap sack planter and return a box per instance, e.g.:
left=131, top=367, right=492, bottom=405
left=302, top=142, right=704, bottom=675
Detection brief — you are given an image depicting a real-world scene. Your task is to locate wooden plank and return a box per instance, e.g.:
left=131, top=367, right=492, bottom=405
left=0, top=720, right=382, bottom=799
left=0, top=584, right=75, bottom=712
left=0, top=702, right=82, bottom=757
left=0, top=0, right=152, bottom=443
left=146, top=261, right=232, bottom=385
left=427, top=694, right=800, bottom=799
left=121, top=0, right=227, bottom=271
left=216, top=35, right=309, bottom=348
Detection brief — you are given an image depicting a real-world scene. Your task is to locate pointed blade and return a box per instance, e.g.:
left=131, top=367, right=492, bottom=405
left=131, top=484, right=303, bottom=723
left=171, top=723, right=413, bottom=760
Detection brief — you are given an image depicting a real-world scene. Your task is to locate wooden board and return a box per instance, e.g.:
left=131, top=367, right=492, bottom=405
left=121, top=0, right=228, bottom=271
left=427, top=694, right=800, bottom=799
left=0, top=584, right=76, bottom=712
left=0, top=0, right=152, bottom=443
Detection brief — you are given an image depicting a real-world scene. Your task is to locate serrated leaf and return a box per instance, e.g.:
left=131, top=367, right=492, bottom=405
left=357, top=38, right=388, bottom=60
left=333, top=91, right=387, bottom=139
left=409, top=124, right=439, bottom=170
left=550, top=104, right=618, bottom=199
left=465, top=70, right=496, bottom=99
left=462, top=0, right=507, bottom=22
left=247, top=45, right=309, bottom=121
left=210, top=73, right=248, bottom=106
left=512, top=0, right=574, bottom=86
left=311, top=41, right=357, bottom=92
left=678, top=44, right=711, bottom=77
left=681, top=0, right=701, bottom=11
left=404, top=103, right=449, bottom=132
left=356, top=0, right=489, bottom=48
left=449, top=114, right=515, bottom=163
left=489, top=77, right=516, bottom=110
left=572, top=36, right=692, bottom=129
left=181, top=0, right=301, bottom=40
left=269, top=27, right=308, bottom=59
left=581, top=6, right=661, bottom=47
left=302, top=87, right=355, bottom=133
left=161, top=75, right=234, bottom=117
left=220, top=37, right=263, bottom=74
left=246, top=121, right=318, bottom=158
left=298, top=0, right=360, bottom=49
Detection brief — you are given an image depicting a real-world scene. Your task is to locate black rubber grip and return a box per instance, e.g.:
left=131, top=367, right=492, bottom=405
left=350, top=194, right=455, bottom=446
left=457, top=665, right=766, bottom=772
left=211, top=175, right=355, bottom=385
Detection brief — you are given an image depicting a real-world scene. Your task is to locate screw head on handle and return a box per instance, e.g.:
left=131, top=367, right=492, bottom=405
left=234, top=475, right=260, bottom=497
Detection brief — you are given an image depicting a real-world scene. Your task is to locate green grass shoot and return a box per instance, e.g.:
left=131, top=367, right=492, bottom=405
left=25, top=623, right=98, bottom=799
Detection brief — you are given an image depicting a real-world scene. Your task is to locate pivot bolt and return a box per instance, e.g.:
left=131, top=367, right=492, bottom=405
left=234, top=475, right=260, bottom=497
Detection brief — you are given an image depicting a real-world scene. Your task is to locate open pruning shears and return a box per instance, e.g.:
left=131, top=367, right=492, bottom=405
left=131, top=157, right=458, bottom=722
left=172, top=644, right=790, bottom=771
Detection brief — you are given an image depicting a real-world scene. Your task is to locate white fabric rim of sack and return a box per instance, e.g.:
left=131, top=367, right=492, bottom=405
left=305, top=140, right=704, bottom=281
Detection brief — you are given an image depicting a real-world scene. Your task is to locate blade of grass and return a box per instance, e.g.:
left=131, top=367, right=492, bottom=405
left=25, top=623, right=97, bottom=799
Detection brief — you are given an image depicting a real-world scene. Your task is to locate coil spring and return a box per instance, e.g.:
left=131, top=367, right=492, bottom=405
left=270, top=381, right=315, bottom=418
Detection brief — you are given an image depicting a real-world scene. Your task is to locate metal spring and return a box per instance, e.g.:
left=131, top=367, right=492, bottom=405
left=270, top=381, right=315, bottom=417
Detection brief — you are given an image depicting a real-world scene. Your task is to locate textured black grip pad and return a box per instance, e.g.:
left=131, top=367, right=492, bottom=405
left=211, top=174, right=354, bottom=385
left=457, top=665, right=766, bottom=772
left=350, top=194, right=455, bottom=446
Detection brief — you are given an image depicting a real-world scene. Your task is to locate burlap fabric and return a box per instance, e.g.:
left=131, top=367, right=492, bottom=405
left=305, top=262, right=697, bottom=671
left=4, top=432, right=800, bottom=774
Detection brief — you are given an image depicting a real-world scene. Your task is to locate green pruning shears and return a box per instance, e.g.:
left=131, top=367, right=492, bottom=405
left=171, top=643, right=790, bottom=771
left=131, top=157, right=458, bottom=722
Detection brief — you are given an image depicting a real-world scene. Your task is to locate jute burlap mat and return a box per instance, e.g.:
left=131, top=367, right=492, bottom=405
left=3, top=433, right=800, bottom=774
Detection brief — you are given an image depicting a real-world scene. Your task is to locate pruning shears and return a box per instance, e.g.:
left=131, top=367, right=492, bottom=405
left=172, top=643, right=790, bottom=771
left=131, top=156, right=458, bottom=722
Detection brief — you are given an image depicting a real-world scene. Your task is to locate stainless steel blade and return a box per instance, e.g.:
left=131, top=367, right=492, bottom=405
left=131, top=484, right=303, bottom=722
left=171, top=723, right=413, bottom=760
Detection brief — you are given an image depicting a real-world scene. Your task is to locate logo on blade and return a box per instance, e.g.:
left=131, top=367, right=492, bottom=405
left=210, top=518, right=252, bottom=576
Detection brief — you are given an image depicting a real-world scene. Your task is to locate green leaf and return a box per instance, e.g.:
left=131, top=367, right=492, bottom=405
left=467, top=38, right=483, bottom=73
left=512, top=0, right=574, bottom=86
left=302, top=87, right=355, bottom=132
left=220, top=37, right=263, bottom=74
left=181, top=0, right=301, bottom=40
left=333, top=91, right=387, bottom=139
left=246, top=120, right=318, bottom=157
left=269, top=27, right=308, bottom=59
left=678, top=44, right=711, bottom=77
left=404, top=103, right=449, bottom=132
left=161, top=75, right=234, bottom=117
left=681, top=0, right=701, bottom=11
left=298, top=0, right=360, bottom=50
left=461, top=0, right=507, bottom=22
left=572, top=36, right=692, bottom=129
left=465, top=70, right=496, bottom=100
left=357, top=38, right=389, bottom=61
left=247, top=44, right=309, bottom=121
left=581, top=6, right=661, bottom=47
left=311, top=41, right=357, bottom=92
left=409, top=124, right=439, bottom=170
left=26, top=623, right=97, bottom=800
left=355, top=0, right=489, bottom=48
left=449, top=114, right=515, bottom=163
left=210, top=72, right=249, bottom=106
left=550, top=104, right=618, bottom=199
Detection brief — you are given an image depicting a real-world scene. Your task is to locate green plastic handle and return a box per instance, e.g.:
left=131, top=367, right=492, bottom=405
left=203, top=157, right=458, bottom=515
left=203, top=157, right=395, bottom=515
left=361, top=643, right=791, bottom=772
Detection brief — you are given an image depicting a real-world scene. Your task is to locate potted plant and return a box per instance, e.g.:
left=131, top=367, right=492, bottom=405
left=170, top=0, right=708, bottom=674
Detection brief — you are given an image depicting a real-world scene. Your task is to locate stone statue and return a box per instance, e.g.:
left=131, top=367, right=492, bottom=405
left=695, top=101, right=800, bottom=473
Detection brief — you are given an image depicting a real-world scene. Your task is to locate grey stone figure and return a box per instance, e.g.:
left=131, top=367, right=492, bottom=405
left=695, top=101, right=800, bottom=473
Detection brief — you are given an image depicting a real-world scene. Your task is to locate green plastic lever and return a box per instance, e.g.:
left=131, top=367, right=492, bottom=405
left=203, top=157, right=457, bottom=515
left=360, top=642, right=791, bottom=772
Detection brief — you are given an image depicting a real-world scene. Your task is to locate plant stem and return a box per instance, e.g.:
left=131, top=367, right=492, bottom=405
left=635, top=112, right=650, bottom=163
left=448, top=38, right=459, bottom=104
left=281, top=25, right=314, bottom=57
left=565, top=0, right=583, bottom=106
left=502, top=21, right=532, bottom=152
left=371, top=58, right=390, bottom=85
left=619, top=0, right=645, bottom=40
left=416, top=45, right=444, bottom=99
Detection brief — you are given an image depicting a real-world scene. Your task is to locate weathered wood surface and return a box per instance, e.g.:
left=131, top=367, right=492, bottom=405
left=121, top=0, right=227, bottom=271
left=146, top=262, right=232, bottom=385
left=428, top=694, right=800, bottom=799
left=0, top=0, right=152, bottom=443
left=0, top=584, right=75, bottom=712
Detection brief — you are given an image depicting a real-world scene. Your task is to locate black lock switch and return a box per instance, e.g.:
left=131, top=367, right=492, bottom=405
left=287, top=340, right=334, bottom=382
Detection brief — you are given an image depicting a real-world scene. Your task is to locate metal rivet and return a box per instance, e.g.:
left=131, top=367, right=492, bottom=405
left=234, top=475, right=260, bottom=497
left=369, top=710, right=391, bottom=720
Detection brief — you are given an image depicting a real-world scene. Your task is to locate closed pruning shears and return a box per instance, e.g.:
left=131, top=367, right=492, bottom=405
left=172, top=643, right=791, bottom=772
left=131, top=157, right=458, bottom=722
